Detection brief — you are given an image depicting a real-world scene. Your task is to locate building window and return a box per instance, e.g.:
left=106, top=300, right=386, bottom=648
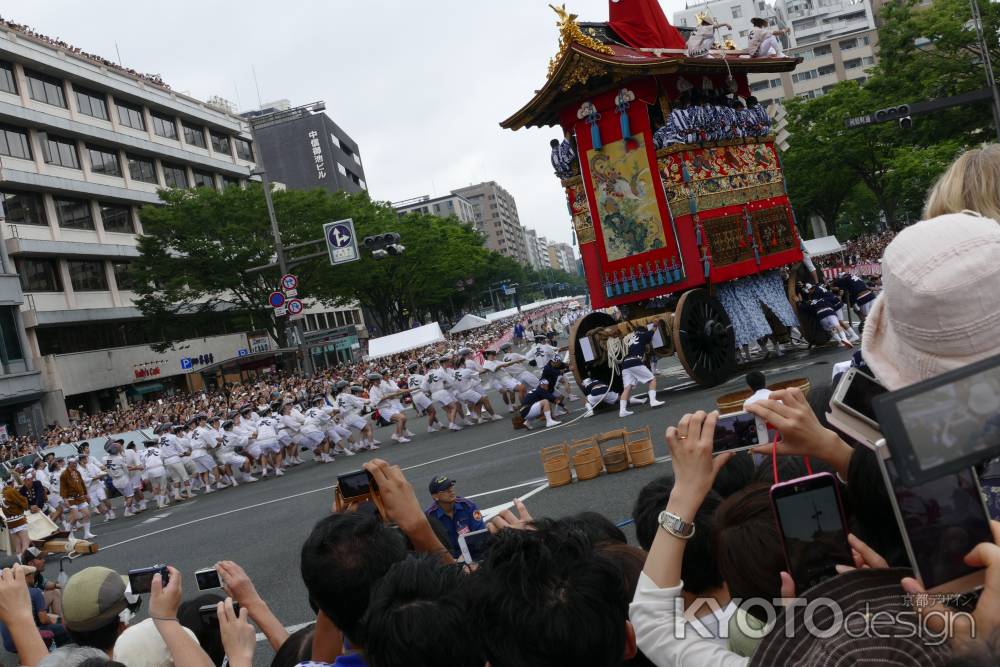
left=54, top=197, right=94, bottom=230
left=234, top=137, right=253, bottom=161
left=115, top=99, right=146, bottom=130
left=87, top=144, right=121, bottom=176
left=844, top=58, right=862, bottom=69
left=0, top=61, right=16, bottom=94
left=127, top=154, right=157, bottom=184
left=111, top=261, right=137, bottom=291
left=182, top=122, right=206, bottom=148
left=67, top=260, right=108, bottom=291
left=43, top=135, right=80, bottom=169
left=24, top=69, right=66, bottom=108
left=0, top=191, right=46, bottom=226
left=862, top=56, right=876, bottom=66
left=731, top=5, right=743, bottom=18
left=151, top=112, right=177, bottom=139
left=75, top=87, right=109, bottom=120
left=210, top=131, right=230, bottom=155
left=221, top=175, right=241, bottom=189
left=352, top=152, right=361, bottom=166
left=337, top=163, right=347, bottom=177
left=0, top=125, right=31, bottom=160
left=839, top=37, right=859, bottom=50
left=750, top=80, right=770, bottom=93
left=162, top=163, right=188, bottom=188
left=813, top=44, right=832, bottom=57
left=0, top=307, right=24, bottom=363
left=192, top=171, right=215, bottom=188
left=16, top=257, right=61, bottom=292
left=818, top=64, right=836, bottom=76
left=100, top=203, right=134, bottom=233
left=771, top=78, right=783, bottom=88
left=791, top=69, right=818, bottom=83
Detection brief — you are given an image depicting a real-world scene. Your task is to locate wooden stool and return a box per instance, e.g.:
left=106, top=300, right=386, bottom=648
left=540, top=443, right=572, bottom=487
left=570, top=438, right=604, bottom=481
left=625, top=426, right=656, bottom=467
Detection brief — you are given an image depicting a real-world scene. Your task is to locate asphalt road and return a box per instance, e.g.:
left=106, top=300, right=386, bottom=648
left=47, top=345, right=852, bottom=666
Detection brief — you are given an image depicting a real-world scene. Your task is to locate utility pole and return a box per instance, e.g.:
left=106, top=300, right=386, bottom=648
left=969, top=0, right=1000, bottom=141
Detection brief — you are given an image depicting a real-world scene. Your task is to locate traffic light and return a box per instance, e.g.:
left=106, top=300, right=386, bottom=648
left=873, top=104, right=910, bottom=123
left=363, top=233, right=405, bottom=260
left=899, top=115, right=913, bottom=129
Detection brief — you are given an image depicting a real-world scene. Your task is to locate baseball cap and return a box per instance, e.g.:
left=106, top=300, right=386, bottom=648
left=429, top=475, right=456, bottom=494
left=0, top=555, right=35, bottom=574
left=62, top=566, right=130, bottom=632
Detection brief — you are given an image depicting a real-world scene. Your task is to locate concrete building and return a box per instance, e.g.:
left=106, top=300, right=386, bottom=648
left=748, top=0, right=879, bottom=107
left=451, top=181, right=529, bottom=265
left=242, top=103, right=367, bottom=195
left=393, top=194, right=477, bottom=225
left=535, top=235, right=550, bottom=269
left=0, top=23, right=265, bottom=421
left=523, top=227, right=542, bottom=269
left=548, top=242, right=576, bottom=274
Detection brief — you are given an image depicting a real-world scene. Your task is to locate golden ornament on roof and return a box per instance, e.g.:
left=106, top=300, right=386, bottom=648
left=547, top=3, right=615, bottom=78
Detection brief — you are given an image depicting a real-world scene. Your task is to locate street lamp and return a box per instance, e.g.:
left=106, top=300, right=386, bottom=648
left=247, top=101, right=326, bottom=376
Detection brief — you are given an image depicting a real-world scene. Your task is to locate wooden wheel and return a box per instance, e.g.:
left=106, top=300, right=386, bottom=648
left=568, top=310, right=624, bottom=393
left=672, top=289, right=737, bottom=387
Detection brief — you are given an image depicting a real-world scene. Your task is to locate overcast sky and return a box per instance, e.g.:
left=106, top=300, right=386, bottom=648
left=3, top=1, right=689, bottom=247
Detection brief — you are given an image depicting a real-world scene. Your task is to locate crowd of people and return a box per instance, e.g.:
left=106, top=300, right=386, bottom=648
left=0, top=16, right=170, bottom=89
left=0, top=143, right=995, bottom=667
left=0, top=306, right=591, bottom=541
left=653, top=92, right=772, bottom=149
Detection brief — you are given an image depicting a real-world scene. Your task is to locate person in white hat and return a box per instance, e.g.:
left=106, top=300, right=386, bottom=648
left=862, top=211, right=1000, bottom=390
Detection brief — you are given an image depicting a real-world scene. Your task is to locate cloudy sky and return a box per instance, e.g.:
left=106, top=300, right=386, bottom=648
left=2, top=0, right=689, bottom=247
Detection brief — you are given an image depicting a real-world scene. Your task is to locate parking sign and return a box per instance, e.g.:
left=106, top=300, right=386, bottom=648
left=324, top=219, right=359, bottom=266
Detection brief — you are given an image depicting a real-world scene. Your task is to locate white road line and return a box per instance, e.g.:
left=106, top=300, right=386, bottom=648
left=256, top=621, right=313, bottom=643
left=140, top=517, right=160, bottom=525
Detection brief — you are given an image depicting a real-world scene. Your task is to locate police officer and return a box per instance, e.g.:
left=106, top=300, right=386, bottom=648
left=424, top=475, right=486, bottom=559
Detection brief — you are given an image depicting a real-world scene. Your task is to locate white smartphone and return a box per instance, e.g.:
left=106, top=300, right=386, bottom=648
left=194, top=567, right=222, bottom=591
left=712, top=411, right=770, bottom=454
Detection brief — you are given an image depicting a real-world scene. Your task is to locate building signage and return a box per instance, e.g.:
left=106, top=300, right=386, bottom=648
left=134, top=367, right=161, bottom=379
left=308, top=130, right=327, bottom=180
left=238, top=349, right=249, bottom=357
left=180, top=353, right=216, bottom=370
left=249, top=335, right=271, bottom=353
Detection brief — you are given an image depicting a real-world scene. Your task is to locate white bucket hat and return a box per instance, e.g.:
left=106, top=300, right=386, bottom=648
left=862, top=212, right=1000, bottom=390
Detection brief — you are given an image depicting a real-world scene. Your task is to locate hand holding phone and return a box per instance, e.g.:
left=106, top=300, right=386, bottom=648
left=128, top=565, right=168, bottom=595
left=195, top=567, right=222, bottom=591
left=711, top=411, right=767, bottom=453
left=666, top=411, right=732, bottom=508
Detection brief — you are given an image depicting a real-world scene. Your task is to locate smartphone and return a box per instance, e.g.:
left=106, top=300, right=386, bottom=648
left=712, top=411, right=768, bottom=453
left=831, top=368, right=887, bottom=429
left=195, top=567, right=222, bottom=591
left=198, top=601, right=241, bottom=625
left=770, top=473, right=853, bottom=591
left=458, top=528, right=491, bottom=564
left=873, top=439, right=990, bottom=593
left=128, top=565, right=168, bottom=595
left=337, top=470, right=375, bottom=499
left=874, top=352, right=1000, bottom=486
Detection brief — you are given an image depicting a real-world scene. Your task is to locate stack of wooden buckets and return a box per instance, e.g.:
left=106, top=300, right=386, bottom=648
left=540, top=426, right=656, bottom=487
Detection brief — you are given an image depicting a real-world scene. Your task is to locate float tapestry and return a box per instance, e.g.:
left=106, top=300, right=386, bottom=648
left=587, top=135, right=666, bottom=261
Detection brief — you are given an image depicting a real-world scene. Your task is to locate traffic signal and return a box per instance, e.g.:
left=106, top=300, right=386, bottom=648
left=362, top=233, right=405, bottom=260
left=873, top=104, right=910, bottom=123
left=899, top=115, right=913, bottom=129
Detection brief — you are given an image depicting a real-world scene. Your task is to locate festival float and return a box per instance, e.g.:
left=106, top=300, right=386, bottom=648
left=502, top=0, right=820, bottom=389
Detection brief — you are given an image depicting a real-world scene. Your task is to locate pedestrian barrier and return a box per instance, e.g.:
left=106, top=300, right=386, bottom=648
left=624, top=426, right=655, bottom=467
left=569, top=438, right=604, bottom=480
left=540, top=444, right=573, bottom=487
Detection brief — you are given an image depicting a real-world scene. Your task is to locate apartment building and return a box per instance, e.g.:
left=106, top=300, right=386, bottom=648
left=393, top=193, right=477, bottom=225
left=0, top=23, right=258, bottom=421
left=451, top=181, right=530, bottom=265
left=523, top=227, right=542, bottom=269
left=548, top=242, right=576, bottom=274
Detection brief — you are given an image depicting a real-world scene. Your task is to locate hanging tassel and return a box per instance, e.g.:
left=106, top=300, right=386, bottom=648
left=589, top=111, right=602, bottom=150
left=616, top=89, right=637, bottom=150
left=695, top=222, right=703, bottom=247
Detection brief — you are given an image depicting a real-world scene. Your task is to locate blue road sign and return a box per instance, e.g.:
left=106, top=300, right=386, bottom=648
left=324, top=218, right=360, bottom=266
left=180, top=358, right=193, bottom=370
left=268, top=291, right=286, bottom=308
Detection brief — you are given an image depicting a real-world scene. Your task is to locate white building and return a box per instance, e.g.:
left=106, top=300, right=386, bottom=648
left=452, top=181, right=530, bottom=265
left=523, top=227, right=542, bottom=269
left=0, top=23, right=260, bottom=421
left=393, top=193, right=478, bottom=226
left=674, top=0, right=787, bottom=50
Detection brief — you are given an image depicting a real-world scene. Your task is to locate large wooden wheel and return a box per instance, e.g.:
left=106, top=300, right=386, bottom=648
left=567, top=310, right=624, bottom=394
left=672, top=289, right=737, bottom=387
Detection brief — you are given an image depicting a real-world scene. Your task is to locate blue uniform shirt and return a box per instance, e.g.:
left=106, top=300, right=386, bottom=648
left=622, top=329, right=654, bottom=369
left=425, top=497, right=486, bottom=558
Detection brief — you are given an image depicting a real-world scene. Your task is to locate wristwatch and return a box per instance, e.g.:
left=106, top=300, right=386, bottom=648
left=658, top=510, right=695, bottom=540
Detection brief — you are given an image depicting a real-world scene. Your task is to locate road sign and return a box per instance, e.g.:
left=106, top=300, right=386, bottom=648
left=274, top=306, right=288, bottom=316
left=237, top=349, right=249, bottom=357
left=268, top=291, right=286, bottom=309
left=180, top=358, right=193, bottom=370
left=287, top=299, right=304, bottom=320
left=281, top=274, right=299, bottom=291
left=323, top=218, right=360, bottom=266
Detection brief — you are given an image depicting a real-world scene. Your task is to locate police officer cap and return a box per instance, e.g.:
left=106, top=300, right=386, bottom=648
left=349, top=385, right=364, bottom=393
left=367, top=372, right=382, bottom=382
left=222, top=420, right=233, bottom=429
left=499, top=342, right=513, bottom=352
left=428, top=475, right=457, bottom=494
left=334, top=380, right=350, bottom=391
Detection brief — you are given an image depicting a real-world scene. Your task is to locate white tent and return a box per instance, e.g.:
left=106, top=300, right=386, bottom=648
left=367, top=323, right=445, bottom=359
left=449, top=314, right=490, bottom=334
left=803, top=235, right=844, bottom=257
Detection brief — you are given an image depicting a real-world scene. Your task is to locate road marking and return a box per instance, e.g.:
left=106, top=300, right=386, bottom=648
left=256, top=620, right=313, bottom=643
left=466, top=478, right=548, bottom=500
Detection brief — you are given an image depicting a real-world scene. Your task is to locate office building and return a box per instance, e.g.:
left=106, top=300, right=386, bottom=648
left=0, top=224, right=43, bottom=438
left=548, top=242, right=576, bottom=274
left=535, top=234, right=550, bottom=269
left=523, top=227, right=543, bottom=269
left=451, top=181, right=530, bottom=265
left=0, top=21, right=266, bottom=421
left=242, top=102, right=367, bottom=195
left=393, top=193, right=477, bottom=225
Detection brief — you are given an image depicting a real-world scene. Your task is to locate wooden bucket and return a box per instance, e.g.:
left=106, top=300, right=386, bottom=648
left=602, top=444, right=630, bottom=473
left=570, top=440, right=604, bottom=481
left=626, top=426, right=656, bottom=467
left=715, top=377, right=813, bottom=413
left=541, top=443, right=572, bottom=487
